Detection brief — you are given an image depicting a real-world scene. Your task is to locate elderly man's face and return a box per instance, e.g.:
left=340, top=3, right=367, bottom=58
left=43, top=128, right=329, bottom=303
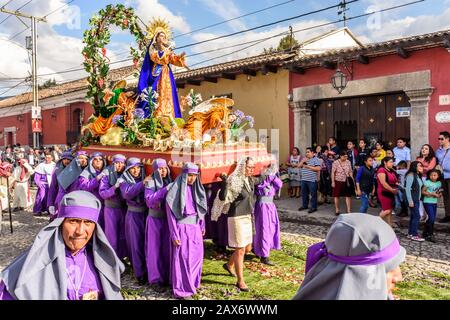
left=158, top=167, right=168, bottom=178
left=245, top=159, right=255, bottom=177
left=62, top=218, right=96, bottom=254
left=386, top=266, right=403, bottom=297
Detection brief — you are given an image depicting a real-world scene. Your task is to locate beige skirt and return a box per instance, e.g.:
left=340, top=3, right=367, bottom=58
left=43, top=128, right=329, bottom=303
left=228, top=214, right=253, bottom=248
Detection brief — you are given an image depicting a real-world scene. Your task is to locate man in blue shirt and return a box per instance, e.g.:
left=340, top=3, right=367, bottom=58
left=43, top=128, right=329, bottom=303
left=298, top=147, right=321, bottom=213
left=393, top=138, right=411, bottom=168
left=436, top=131, right=450, bottom=223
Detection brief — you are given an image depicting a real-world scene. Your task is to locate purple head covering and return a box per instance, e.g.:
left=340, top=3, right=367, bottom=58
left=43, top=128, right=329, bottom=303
left=103, top=154, right=126, bottom=185
left=76, top=150, right=88, bottom=157
left=80, top=152, right=105, bottom=180
left=112, top=154, right=126, bottom=163
left=293, top=213, right=406, bottom=300
left=58, top=190, right=102, bottom=223
left=165, top=162, right=207, bottom=220
left=147, top=158, right=172, bottom=191
left=60, top=151, right=74, bottom=161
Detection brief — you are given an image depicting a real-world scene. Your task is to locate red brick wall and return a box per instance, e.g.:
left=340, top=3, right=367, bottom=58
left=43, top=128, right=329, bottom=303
left=289, top=47, right=450, bottom=151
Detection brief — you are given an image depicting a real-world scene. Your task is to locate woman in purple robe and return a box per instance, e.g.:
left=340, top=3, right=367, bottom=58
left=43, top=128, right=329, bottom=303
left=50, top=151, right=89, bottom=220
left=32, top=152, right=55, bottom=216
left=253, top=164, right=282, bottom=266
left=144, top=158, right=173, bottom=287
left=46, top=151, right=73, bottom=216
left=165, top=163, right=207, bottom=299
left=99, top=154, right=127, bottom=260
left=119, top=157, right=149, bottom=285
left=0, top=190, right=124, bottom=300
left=78, top=152, right=106, bottom=229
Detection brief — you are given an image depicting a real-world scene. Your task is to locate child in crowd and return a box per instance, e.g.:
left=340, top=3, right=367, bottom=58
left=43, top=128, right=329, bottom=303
left=286, top=147, right=302, bottom=198
left=421, top=169, right=442, bottom=242
left=395, top=161, right=408, bottom=217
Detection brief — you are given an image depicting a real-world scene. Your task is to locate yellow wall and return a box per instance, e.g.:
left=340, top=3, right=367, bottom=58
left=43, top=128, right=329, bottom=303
left=178, top=70, right=290, bottom=163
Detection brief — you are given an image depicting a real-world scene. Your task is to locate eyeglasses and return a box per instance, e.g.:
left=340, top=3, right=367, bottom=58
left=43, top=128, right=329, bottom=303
left=438, top=138, right=445, bottom=141
left=247, top=166, right=255, bottom=169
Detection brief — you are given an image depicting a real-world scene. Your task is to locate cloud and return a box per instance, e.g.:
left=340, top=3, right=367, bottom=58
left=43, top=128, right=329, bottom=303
left=127, top=0, right=191, bottom=33
left=354, top=7, right=450, bottom=42
left=197, top=0, right=247, bottom=32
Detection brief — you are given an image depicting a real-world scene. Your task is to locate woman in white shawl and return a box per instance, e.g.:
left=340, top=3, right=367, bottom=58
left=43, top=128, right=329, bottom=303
left=32, top=152, right=56, bottom=216
left=12, top=158, right=34, bottom=211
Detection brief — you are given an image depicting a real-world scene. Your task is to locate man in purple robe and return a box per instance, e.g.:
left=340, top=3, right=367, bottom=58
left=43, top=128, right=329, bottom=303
left=253, top=165, right=282, bottom=266
left=0, top=190, right=124, bottom=300
left=32, top=152, right=55, bottom=216
left=78, top=152, right=106, bottom=229
left=144, top=158, right=173, bottom=287
left=99, top=154, right=127, bottom=261
left=50, top=151, right=89, bottom=220
left=165, top=162, right=207, bottom=299
left=119, top=157, right=149, bottom=285
left=46, top=151, right=73, bottom=218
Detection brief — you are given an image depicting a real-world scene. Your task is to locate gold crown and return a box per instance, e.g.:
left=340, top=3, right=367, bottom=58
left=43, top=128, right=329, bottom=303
left=146, top=18, right=172, bottom=42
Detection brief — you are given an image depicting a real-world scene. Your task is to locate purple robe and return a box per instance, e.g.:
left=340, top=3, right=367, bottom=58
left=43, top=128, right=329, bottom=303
left=33, top=172, right=49, bottom=214
left=144, top=186, right=170, bottom=285
left=167, top=186, right=204, bottom=298
left=99, top=175, right=127, bottom=260
left=253, top=175, right=282, bottom=258
left=78, top=175, right=105, bottom=230
left=0, top=246, right=103, bottom=300
left=120, top=180, right=146, bottom=279
left=46, top=169, right=59, bottom=209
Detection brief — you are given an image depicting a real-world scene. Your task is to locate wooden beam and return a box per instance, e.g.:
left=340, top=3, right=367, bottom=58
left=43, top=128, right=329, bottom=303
left=176, top=82, right=185, bottom=89
left=243, top=68, right=257, bottom=77
left=221, top=72, right=236, bottom=80
left=203, top=76, right=218, bottom=83
left=187, top=79, right=201, bottom=86
left=320, top=60, right=337, bottom=70
left=286, top=65, right=305, bottom=74
left=261, top=64, right=278, bottom=75
left=396, top=46, right=409, bottom=59
left=357, top=54, right=369, bottom=64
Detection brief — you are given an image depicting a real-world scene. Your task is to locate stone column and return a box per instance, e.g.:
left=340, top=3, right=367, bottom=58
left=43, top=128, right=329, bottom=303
left=290, top=101, right=312, bottom=153
left=405, top=88, right=434, bottom=156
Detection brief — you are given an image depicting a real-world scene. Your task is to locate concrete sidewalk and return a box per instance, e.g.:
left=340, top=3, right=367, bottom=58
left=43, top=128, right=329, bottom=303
left=274, top=195, right=450, bottom=233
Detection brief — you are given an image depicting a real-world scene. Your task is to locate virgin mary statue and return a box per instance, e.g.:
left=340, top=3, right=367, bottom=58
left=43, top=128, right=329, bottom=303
left=137, top=19, right=187, bottom=119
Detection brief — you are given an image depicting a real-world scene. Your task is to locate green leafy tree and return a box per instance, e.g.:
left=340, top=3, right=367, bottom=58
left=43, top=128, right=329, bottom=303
left=38, top=78, right=57, bottom=89
left=263, top=34, right=299, bottom=54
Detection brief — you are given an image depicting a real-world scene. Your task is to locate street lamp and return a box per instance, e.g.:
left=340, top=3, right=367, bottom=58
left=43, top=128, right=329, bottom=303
left=331, top=68, right=347, bottom=94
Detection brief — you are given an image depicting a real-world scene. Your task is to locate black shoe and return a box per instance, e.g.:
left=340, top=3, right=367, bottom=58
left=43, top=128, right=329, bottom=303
left=308, top=208, right=317, bottom=214
left=260, top=257, right=275, bottom=266
left=236, top=283, right=249, bottom=292
left=298, top=207, right=308, bottom=211
left=223, top=263, right=236, bottom=277
left=439, top=217, right=450, bottom=223
left=425, top=235, right=436, bottom=243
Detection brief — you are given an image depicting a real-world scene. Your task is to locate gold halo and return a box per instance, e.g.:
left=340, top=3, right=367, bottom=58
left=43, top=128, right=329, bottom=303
left=209, top=97, right=234, bottom=108
left=146, top=18, right=172, bottom=42
left=112, top=80, right=126, bottom=90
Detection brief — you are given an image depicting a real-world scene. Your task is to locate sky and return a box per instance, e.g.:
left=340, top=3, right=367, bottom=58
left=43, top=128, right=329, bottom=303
left=1, top=0, right=450, bottom=98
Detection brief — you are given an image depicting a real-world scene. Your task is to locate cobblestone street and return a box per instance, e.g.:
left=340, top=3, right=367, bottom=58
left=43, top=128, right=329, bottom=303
left=1, top=196, right=449, bottom=300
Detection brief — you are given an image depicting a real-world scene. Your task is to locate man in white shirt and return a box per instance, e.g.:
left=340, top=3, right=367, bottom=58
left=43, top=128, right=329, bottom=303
left=393, top=138, right=411, bottom=168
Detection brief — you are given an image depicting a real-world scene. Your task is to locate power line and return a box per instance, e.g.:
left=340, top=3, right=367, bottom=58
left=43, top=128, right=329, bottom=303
left=0, top=0, right=33, bottom=25
left=1, top=0, right=16, bottom=9
left=176, top=0, right=360, bottom=50
left=1, top=0, right=427, bottom=81
left=0, top=79, right=27, bottom=96
left=43, top=0, right=74, bottom=18
left=173, top=0, right=297, bottom=38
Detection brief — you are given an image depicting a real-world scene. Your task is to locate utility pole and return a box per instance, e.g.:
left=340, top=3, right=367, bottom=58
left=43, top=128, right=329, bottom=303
left=338, top=0, right=349, bottom=27
left=0, top=7, right=46, bottom=148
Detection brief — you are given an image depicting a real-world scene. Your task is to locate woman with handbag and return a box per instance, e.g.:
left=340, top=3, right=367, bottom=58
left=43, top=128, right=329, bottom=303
left=376, top=157, right=398, bottom=227
left=331, top=150, right=354, bottom=215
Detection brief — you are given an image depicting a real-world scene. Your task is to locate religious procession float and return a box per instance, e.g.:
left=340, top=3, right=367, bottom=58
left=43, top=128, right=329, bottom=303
left=79, top=5, right=274, bottom=184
